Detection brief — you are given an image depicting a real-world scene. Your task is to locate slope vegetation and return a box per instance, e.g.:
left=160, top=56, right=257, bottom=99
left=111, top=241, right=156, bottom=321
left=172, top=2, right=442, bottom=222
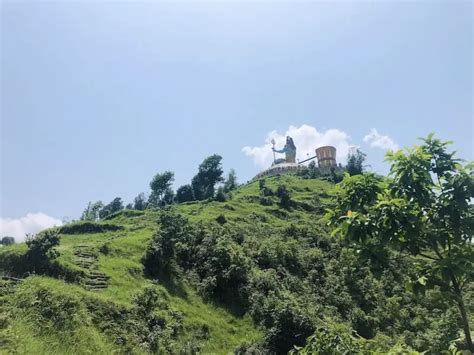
left=0, top=175, right=470, bottom=354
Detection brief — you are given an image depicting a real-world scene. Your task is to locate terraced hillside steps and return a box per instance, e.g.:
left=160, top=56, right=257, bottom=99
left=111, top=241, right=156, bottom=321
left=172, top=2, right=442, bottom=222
left=73, top=246, right=110, bottom=291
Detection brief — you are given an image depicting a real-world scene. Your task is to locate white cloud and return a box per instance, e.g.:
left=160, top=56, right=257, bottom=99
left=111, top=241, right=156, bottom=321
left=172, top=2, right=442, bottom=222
left=242, top=124, right=351, bottom=169
left=363, top=128, right=399, bottom=151
left=0, top=213, right=63, bottom=243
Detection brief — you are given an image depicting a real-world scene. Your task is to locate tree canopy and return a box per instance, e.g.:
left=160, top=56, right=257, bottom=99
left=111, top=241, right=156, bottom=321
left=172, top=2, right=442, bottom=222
left=149, top=171, right=174, bottom=207
left=99, top=197, right=124, bottom=219
left=191, top=154, right=224, bottom=200
left=176, top=184, right=195, bottom=203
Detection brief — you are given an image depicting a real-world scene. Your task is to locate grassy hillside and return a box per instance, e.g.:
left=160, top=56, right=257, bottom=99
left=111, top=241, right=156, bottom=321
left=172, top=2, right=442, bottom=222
left=0, top=174, right=471, bottom=354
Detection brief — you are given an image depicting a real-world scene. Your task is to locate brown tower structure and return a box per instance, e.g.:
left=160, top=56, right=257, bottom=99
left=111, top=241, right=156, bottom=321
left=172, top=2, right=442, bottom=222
left=315, top=146, right=337, bottom=168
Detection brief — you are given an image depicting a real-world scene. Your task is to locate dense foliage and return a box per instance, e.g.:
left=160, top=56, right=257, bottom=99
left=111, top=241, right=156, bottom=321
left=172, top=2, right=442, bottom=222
left=191, top=154, right=224, bottom=200
left=328, top=135, right=474, bottom=351
left=143, top=184, right=469, bottom=354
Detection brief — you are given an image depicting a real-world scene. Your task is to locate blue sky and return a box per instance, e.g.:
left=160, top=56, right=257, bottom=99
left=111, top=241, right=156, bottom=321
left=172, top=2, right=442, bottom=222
left=1, top=1, right=472, bottom=239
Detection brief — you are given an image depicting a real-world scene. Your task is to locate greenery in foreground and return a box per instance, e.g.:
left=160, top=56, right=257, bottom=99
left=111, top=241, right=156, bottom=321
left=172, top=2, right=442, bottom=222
left=0, top=135, right=472, bottom=354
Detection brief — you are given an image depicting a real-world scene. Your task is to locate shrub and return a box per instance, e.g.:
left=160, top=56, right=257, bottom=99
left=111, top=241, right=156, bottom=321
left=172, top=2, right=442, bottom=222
left=263, top=302, right=315, bottom=354
left=25, top=230, right=61, bottom=273
left=215, top=186, right=227, bottom=202
left=195, top=234, right=251, bottom=306
left=216, top=214, right=227, bottom=225
left=259, top=179, right=274, bottom=197
left=276, top=185, right=291, bottom=209
left=142, top=209, right=190, bottom=279
left=290, top=320, right=363, bottom=355
left=259, top=196, right=273, bottom=206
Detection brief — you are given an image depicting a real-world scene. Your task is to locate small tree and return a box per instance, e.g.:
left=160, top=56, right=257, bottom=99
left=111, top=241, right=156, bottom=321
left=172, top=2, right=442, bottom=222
left=346, top=149, right=367, bottom=176
left=99, top=197, right=123, bottom=219
left=328, top=135, right=474, bottom=351
left=81, top=201, right=104, bottom=221
left=25, top=230, right=61, bottom=272
left=0, top=236, right=15, bottom=246
left=191, top=154, right=224, bottom=200
left=149, top=171, right=174, bottom=207
left=223, top=169, right=238, bottom=193
left=176, top=184, right=195, bottom=203
left=133, top=193, right=147, bottom=210
left=142, top=209, right=190, bottom=278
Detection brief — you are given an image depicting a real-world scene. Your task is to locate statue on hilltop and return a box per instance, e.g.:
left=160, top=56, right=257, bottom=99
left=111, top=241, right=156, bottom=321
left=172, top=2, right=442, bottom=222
left=272, top=136, right=297, bottom=165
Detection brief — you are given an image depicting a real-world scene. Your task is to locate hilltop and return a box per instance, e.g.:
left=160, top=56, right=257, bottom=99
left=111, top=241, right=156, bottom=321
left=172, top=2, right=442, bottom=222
left=0, top=171, right=472, bottom=354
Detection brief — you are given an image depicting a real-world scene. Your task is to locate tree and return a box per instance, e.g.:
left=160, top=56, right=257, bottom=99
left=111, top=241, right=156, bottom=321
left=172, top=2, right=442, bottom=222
left=328, top=135, right=474, bottom=352
left=80, top=201, right=104, bottom=221
left=191, top=154, right=224, bottom=200
left=133, top=192, right=147, bottom=210
left=0, top=236, right=15, bottom=246
left=346, top=149, right=367, bottom=176
left=99, top=197, right=124, bottom=219
left=148, top=171, right=174, bottom=207
left=223, top=169, right=238, bottom=193
left=176, top=184, right=195, bottom=203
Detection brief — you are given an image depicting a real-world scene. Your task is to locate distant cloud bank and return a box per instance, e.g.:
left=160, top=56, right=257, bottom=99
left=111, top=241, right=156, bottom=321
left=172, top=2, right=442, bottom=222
left=242, top=124, right=351, bottom=169
left=363, top=128, right=399, bottom=151
left=0, top=213, right=63, bottom=243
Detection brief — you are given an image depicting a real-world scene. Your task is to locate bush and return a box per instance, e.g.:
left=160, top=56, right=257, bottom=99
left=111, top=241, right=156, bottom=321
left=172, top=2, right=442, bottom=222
left=259, top=196, right=273, bottom=206
left=276, top=185, right=291, bottom=209
left=25, top=230, right=61, bottom=273
left=215, top=186, right=227, bottom=202
left=142, top=209, right=190, bottom=279
left=290, top=320, right=363, bottom=355
left=263, top=302, right=315, bottom=354
left=194, top=233, right=251, bottom=306
left=259, top=179, right=274, bottom=197
left=216, top=214, right=227, bottom=225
